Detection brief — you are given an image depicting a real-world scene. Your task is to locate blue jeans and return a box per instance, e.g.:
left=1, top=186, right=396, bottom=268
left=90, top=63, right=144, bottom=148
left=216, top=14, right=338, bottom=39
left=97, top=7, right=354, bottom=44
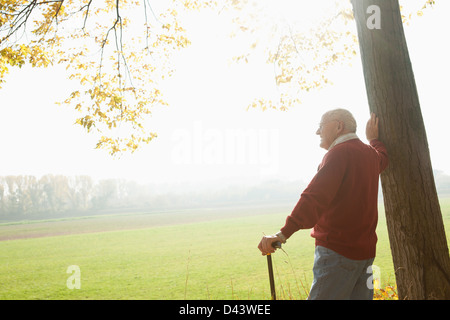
left=308, top=246, right=375, bottom=300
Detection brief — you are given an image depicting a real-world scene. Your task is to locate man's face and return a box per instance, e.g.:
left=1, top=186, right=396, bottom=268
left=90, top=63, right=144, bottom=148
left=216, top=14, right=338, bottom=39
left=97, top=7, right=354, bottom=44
left=316, top=116, right=340, bottom=150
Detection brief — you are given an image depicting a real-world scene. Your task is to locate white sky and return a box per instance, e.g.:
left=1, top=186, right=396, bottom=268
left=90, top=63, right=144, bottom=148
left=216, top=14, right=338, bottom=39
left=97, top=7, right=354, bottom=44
left=0, top=0, right=449, bottom=187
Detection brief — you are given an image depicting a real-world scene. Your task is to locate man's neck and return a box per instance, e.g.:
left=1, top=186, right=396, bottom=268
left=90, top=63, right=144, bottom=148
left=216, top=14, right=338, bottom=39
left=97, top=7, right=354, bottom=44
left=328, top=132, right=359, bottom=150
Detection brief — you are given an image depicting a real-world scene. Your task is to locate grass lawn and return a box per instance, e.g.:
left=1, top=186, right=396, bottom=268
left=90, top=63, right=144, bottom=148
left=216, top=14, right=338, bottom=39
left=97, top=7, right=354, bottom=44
left=0, top=199, right=449, bottom=300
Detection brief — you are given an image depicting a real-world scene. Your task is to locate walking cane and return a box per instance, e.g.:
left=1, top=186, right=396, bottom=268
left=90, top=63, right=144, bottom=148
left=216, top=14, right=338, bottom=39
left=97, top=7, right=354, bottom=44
left=267, top=241, right=281, bottom=300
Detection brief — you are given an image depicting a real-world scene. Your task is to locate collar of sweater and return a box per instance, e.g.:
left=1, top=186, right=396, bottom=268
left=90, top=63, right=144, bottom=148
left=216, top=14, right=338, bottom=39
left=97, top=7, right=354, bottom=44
left=328, top=133, right=359, bottom=150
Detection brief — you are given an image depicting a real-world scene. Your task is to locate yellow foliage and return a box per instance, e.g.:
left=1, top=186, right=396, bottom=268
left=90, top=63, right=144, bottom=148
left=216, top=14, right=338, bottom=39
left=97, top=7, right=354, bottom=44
left=229, top=0, right=434, bottom=112
left=1, top=0, right=215, bottom=155
left=373, top=285, right=399, bottom=300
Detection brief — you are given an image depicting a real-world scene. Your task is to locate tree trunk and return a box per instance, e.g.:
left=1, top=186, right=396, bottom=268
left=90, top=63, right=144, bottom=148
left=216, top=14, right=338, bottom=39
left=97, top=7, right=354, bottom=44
left=351, top=0, right=450, bottom=299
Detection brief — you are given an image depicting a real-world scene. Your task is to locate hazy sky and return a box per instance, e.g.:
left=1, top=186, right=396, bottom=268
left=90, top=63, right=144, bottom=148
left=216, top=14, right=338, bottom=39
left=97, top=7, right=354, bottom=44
left=1, top=0, right=449, bottom=187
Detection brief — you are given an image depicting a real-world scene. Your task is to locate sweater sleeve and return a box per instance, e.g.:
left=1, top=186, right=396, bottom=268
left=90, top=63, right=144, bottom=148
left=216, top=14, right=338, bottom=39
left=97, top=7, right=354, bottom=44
left=280, top=147, right=348, bottom=239
left=369, top=139, right=389, bottom=173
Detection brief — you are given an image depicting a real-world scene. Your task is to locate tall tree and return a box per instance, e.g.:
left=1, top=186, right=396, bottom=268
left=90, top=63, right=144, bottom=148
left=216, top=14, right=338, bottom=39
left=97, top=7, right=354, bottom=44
left=351, top=0, right=450, bottom=299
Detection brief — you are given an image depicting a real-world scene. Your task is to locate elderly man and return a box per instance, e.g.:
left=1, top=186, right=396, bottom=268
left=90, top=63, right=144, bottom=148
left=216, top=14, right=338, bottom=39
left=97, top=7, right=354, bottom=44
left=258, top=109, right=388, bottom=300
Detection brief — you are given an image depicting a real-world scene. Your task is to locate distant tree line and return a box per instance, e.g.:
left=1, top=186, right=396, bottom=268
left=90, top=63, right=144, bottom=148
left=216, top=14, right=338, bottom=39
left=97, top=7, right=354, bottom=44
left=0, top=174, right=304, bottom=220
left=0, top=175, right=119, bottom=219
left=434, top=170, right=450, bottom=196
left=1, top=170, right=449, bottom=221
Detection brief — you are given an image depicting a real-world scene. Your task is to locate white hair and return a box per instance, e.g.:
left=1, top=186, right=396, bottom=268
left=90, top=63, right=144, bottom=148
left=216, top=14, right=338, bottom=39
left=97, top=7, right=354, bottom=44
left=323, top=108, right=357, bottom=133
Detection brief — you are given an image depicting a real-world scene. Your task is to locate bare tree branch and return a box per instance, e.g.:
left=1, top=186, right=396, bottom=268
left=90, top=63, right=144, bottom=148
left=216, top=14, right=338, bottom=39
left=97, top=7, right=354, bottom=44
left=81, top=0, right=93, bottom=32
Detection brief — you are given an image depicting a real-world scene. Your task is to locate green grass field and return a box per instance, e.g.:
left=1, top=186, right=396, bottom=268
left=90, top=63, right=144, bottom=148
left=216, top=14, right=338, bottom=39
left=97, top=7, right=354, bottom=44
left=1, top=199, right=449, bottom=300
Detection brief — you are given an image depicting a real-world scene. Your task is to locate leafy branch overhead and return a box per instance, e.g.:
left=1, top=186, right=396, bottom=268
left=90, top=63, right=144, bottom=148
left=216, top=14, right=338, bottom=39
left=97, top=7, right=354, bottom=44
left=1, top=0, right=215, bottom=154
left=0, top=0, right=436, bottom=154
left=226, top=0, right=435, bottom=112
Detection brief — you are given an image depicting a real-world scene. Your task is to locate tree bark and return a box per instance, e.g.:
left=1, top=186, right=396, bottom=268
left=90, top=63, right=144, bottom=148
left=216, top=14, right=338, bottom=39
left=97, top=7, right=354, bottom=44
left=351, top=0, right=450, bottom=299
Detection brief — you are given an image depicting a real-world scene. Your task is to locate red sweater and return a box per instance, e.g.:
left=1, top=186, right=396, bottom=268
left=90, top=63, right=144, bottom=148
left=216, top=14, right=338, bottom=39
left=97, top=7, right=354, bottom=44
left=280, top=138, right=388, bottom=260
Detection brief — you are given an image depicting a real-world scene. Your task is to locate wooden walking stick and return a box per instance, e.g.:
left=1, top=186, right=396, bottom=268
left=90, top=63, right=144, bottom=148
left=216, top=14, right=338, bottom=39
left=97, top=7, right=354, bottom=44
left=267, top=241, right=281, bottom=300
